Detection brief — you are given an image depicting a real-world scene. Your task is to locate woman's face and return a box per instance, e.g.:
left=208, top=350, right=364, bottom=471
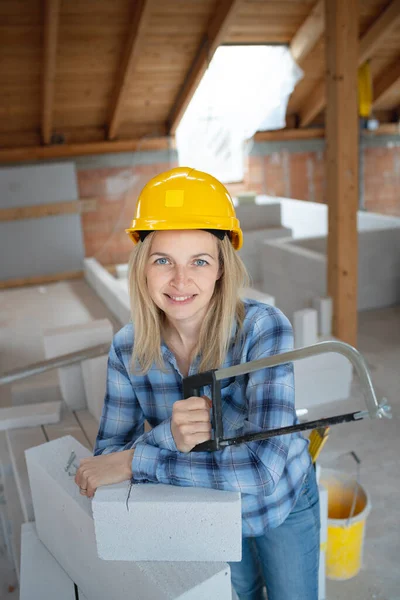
left=145, top=230, right=221, bottom=327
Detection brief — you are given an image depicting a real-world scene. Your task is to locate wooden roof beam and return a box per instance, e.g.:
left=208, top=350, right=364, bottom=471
left=167, top=0, right=242, bottom=135
left=300, top=0, right=400, bottom=126
left=42, top=0, right=61, bottom=145
left=290, top=0, right=324, bottom=65
left=0, top=137, right=172, bottom=164
left=373, top=56, right=400, bottom=108
left=359, top=0, right=400, bottom=63
left=108, top=0, right=153, bottom=141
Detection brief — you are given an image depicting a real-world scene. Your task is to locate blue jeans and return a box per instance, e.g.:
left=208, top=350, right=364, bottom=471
left=229, top=466, right=320, bottom=600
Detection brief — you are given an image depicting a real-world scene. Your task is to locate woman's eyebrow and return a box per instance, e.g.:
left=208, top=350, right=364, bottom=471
left=149, top=252, right=215, bottom=259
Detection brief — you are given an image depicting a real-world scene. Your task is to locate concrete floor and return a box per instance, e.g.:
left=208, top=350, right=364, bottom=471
left=0, top=281, right=399, bottom=599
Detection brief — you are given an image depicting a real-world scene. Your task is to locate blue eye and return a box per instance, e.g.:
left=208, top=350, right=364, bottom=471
left=194, top=259, right=208, bottom=267
left=155, top=257, right=169, bottom=265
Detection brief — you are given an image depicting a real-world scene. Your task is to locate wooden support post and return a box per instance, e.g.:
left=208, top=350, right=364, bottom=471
left=325, top=0, right=359, bottom=346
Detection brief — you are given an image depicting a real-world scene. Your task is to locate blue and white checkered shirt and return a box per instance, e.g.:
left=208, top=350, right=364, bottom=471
left=94, top=300, right=311, bottom=537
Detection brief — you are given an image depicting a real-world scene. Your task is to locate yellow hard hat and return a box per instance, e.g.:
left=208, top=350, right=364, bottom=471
left=125, top=167, right=243, bottom=250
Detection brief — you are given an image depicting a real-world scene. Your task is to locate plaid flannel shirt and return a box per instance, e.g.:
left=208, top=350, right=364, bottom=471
left=94, top=300, right=311, bottom=537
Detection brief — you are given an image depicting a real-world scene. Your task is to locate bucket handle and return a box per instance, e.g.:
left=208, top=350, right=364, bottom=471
left=346, top=451, right=361, bottom=527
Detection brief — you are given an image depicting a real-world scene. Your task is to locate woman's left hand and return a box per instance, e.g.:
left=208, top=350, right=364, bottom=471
left=74, top=449, right=135, bottom=498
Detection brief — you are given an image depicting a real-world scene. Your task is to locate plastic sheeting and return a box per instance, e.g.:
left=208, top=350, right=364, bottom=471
left=176, top=46, right=303, bottom=183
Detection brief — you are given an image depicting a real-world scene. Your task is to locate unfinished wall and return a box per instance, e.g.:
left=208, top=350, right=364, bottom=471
left=0, top=163, right=85, bottom=282
left=74, top=133, right=399, bottom=271
left=243, top=134, right=400, bottom=217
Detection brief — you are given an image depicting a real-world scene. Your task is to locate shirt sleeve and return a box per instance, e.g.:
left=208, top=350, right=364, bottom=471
left=131, top=307, right=297, bottom=496
left=94, top=338, right=178, bottom=456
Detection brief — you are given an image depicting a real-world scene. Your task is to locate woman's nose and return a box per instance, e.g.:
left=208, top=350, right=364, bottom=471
left=171, top=266, right=190, bottom=287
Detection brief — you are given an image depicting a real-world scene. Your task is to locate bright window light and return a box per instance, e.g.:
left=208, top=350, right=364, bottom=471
left=176, top=45, right=303, bottom=183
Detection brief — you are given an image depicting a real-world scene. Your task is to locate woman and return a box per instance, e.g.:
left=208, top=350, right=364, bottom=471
left=75, top=167, right=320, bottom=600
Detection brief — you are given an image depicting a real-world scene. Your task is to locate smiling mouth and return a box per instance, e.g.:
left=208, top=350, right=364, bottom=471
left=164, top=294, right=197, bottom=303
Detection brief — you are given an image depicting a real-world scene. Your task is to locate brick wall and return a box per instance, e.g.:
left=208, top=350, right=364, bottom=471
left=77, top=160, right=175, bottom=266
left=233, top=137, right=400, bottom=217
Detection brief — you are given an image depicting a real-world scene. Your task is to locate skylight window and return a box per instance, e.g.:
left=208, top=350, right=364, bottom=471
left=176, top=45, right=303, bottom=183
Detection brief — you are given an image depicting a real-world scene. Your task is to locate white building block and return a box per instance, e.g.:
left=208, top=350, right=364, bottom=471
left=294, top=359, right=353, bottom=410
left=6, top=426, right=47, bottom=522
left=312, top=297, right=332, bottom=337
left=241, top=287, right=275, bottom=307
left=81, top=354, right=108, bottom=423
left=84, top=258, right=131, bottom=325
left=93, top=481, right=241, bottom=562
left=293, top=308, right=318, bottom=348
left=0, top=401, right=61, bottom=431
left=0, top=432, right=23, bottom=581
left=12, top=378, right=62, bottom=406
left=115, top=263, right=129, bottom=279
left=20, top=522, right=75, bottom=600
left=43, top=319, right=113, bottom=410
left=25, top=436, right=232, bottom=600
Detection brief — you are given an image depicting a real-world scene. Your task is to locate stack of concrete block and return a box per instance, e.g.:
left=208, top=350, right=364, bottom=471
left=258, top=237, right=326, bottom=321
left=43, top=319, right=113, bottom=411
left=0, top=401, right=61, bottom=431
left=81, top=354, right=108, bottom=423
left=84, top=258, right=131, bottom=325
left=92, top=481, right=241, bottom=562
left=25, top=435, right=234, bottom=599
left=292, top=308, right=353, bottom=410
left=11, top=377, right=62, bottom=407
left=235, top=203, right=293, bottom=285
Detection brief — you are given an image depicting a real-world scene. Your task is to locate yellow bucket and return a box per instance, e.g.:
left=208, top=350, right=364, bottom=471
left=320, top=469, right=371, bottom=580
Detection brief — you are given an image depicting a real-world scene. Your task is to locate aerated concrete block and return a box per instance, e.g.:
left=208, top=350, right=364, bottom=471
left=0, top=401, right=61, bottom=431
left=6, top=426, right=47, bottom=522
left=81, top=354, right=108, bottom=423
left=11, top=378, right=62, bottom=407
left=93, top=481, right=241, bottom=562
left=312, top=297, right=332, bottom=337
left=20, top=522, right=75, bottom=600
left=241, top=287, right=275, bottom=307
left=25, top=436, right=231, bottom=600
left=295, top=364, right=353, bottom=409
left=84, top=258, right=131, bottom=325
left=43, top=319, right=113, bottom=410
left=293, top=309, right=318, bottom=348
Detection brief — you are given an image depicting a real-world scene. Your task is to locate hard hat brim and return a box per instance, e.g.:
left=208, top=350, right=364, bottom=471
left=125, top=221, right=242, bottom=250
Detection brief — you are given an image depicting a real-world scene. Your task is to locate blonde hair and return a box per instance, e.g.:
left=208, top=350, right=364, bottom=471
left=128, top=232, right=249, bottom=374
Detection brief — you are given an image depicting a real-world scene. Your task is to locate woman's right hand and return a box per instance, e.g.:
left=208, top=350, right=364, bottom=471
left=171, top=396, right=212, bottom=452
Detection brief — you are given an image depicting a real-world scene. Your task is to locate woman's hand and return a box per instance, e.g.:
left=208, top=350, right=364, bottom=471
left=74, top=449, right=134, bottom=498
left=171, top=396, right=212, bottom=452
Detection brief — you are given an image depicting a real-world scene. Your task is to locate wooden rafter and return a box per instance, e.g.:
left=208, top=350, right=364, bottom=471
left=290, top=0, right=324, bottom=65
left=42, top=0, right=61, bottom=145
left=300, top=0, right=400, bottom=126
left=167, top=0, right=242, bottom=135
left=254, top=128, right=325, bottom=142
left=108, top=0, right=153, bottom=140
left=373, top=56, right=400, bottom=108
left=0, top=137, right=172, bottom=164
left=359, top=0, right=400, bottom=64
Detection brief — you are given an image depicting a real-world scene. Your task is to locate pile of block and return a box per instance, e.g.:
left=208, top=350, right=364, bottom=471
left=292, top=300, right=353, bottom=411
left=23, top=435, right=240, bottom=599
